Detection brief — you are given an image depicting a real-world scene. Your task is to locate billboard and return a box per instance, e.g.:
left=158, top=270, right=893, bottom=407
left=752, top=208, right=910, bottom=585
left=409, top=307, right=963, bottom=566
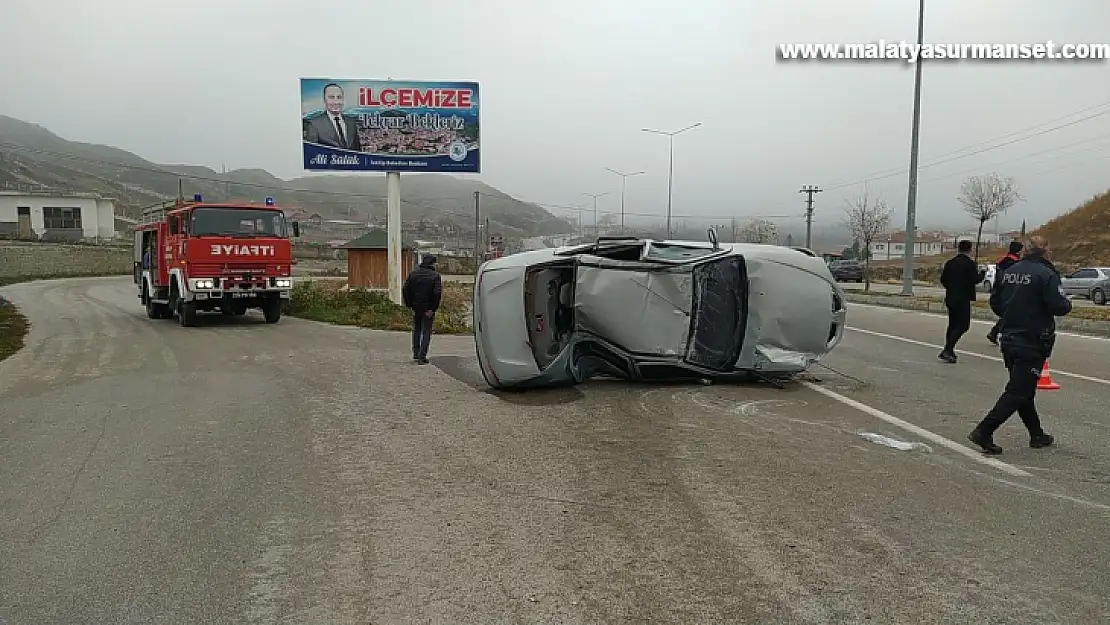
left=300, top=78, right=480, bottom=173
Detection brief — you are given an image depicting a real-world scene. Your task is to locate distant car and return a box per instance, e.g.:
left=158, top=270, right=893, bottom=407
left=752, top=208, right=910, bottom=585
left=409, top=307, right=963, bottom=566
left=978, top=263, right=996, bottom=292
left=472, top=233, right=848, bottom=390
left=1061, top=267, right=1110, bottom=305
left=829, top=259, right=864, bottom=283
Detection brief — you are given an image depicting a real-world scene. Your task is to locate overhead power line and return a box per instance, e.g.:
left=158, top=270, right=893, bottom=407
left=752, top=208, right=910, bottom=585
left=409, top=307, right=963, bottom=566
left=821, top=99, right=1110, bottom=192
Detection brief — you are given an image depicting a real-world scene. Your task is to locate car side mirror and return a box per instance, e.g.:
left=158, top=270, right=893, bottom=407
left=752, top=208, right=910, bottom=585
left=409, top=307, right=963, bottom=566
left=292, top=221, right=301, bottom=238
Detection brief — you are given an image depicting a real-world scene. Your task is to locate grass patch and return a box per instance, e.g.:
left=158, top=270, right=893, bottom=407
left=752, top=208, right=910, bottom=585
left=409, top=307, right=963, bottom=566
left=849, top=292, right=1110, bottom=322
left=0, top=297, right=29, bottom=362
left=0, top=271, right=130, bottom=288
left=284, top=279, right=472, bottom=334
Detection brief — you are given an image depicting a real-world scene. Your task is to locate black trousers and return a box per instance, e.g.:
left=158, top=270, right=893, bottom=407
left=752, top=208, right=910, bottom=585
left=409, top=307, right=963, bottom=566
left=943, top=300, right=972, bottom=352
left=988, top=317, right=1003, bottom=338
left=411, top=309, right=435, bottom=360
left=977, top=344, right=1046, bottom=437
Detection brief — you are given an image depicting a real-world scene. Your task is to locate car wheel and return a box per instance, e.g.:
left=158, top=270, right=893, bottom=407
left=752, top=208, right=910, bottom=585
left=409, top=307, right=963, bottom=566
left=1093, top=288, right=1106, bottom=305
left=855, top=277, right=863, bottom=283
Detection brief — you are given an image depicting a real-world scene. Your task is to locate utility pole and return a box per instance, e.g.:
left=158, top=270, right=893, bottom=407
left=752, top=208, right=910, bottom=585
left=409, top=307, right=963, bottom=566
left=642, top=122, right=701, bottom=238
left=604, top=168, right=644, bottom=234
left=582, top=192, right=610, bottom=239
left=730, top=216, right=737, bottom=243
left=902, top=0, right=926, bottom=296
left=799, top=185, right=822, bottom=249
left=473, top=191, right=481, bottom=274
left=222, top=163, right=229, bottom=200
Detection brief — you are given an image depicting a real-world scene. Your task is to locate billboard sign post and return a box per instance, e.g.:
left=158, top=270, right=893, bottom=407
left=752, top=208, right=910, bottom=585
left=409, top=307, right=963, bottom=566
left=300, top=78, right=480, bottom=304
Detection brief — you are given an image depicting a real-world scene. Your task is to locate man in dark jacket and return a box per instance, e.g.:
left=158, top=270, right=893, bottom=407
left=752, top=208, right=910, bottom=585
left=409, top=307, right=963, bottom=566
left=986, top=240, right=1024, bottom=345
left=402, top=254, right=443, bottom=365
left=938, top=240, right=986, bottom=363
left=968, top=236, right=1072, bottom=454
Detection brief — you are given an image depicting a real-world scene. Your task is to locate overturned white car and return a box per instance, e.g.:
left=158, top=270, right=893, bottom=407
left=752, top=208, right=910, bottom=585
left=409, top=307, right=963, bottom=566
left=472, top=232, right=847, bottom=390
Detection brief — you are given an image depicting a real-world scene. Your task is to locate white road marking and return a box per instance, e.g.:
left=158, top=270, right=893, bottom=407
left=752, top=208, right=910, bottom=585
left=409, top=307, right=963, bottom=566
left=802, top=381, right=1032, bottom=478
left=849, top=302, right=1110, bottom=342
left=845, top=326, right=1110, bottom=387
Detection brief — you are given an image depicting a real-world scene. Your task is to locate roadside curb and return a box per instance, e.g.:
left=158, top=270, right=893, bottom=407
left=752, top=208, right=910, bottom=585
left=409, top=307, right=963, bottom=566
left=845, top=293, right=1110, bottom=339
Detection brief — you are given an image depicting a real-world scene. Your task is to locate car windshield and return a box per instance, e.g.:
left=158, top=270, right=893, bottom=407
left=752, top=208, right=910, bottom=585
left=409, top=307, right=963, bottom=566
left=190, top=207, right=287, bottom=237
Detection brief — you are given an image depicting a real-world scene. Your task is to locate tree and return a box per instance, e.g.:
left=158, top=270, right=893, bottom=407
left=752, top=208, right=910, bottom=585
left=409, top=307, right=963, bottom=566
left=1020, top=219, right=1026, bottom=239
left=957, top=173, right=1023, bottom=263
left=739, top=218, right=778, bottom=244
left=841, top=184, right=893, bottom=292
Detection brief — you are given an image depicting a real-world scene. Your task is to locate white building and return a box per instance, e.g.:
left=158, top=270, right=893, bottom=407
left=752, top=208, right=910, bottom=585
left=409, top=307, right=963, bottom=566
left=869, top=230, right=945, bottom=260
left=0, top=191, right=117, bottom=241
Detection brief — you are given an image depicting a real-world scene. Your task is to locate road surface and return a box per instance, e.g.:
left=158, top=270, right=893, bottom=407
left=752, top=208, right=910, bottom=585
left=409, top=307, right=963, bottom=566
left=841, top=281, right=1100, bottom=308
left=1, top=277, right=1108, bottom=624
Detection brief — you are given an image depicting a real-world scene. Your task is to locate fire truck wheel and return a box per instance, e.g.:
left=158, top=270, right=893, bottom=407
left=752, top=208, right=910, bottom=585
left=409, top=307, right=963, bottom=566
left=178, top=301, right=197, bottom=327
left=262, top=296, right=281, bottom=323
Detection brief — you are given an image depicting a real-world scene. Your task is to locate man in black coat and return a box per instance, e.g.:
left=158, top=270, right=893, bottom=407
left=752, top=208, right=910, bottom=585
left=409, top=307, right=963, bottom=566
left=986, top=240, right=1024, bottom=345
left=402, top=254, right=443, bottom=365
left=968, top=236, right=1072, bottom=454
left=938, top=240, right=986, bottom=363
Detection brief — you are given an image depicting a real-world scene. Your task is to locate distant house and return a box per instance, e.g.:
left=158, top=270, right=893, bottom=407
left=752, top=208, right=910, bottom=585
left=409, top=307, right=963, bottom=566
left=343, top=229, right=418, bottom=289
left=0, top=190, right=117, bottom=241
left=869, top=230, right=944, bottom=260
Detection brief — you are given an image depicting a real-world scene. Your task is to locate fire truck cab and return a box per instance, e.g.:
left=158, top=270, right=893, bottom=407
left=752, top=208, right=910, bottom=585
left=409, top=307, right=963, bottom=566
left=133, top=194, right=300, bottom=326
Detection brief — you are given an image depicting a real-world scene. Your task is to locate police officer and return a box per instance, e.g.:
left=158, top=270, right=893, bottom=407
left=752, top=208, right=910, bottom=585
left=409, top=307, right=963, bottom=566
left=986, top=240, right=1023, bottom=344
left=968, top=236, right=1072, bottom=454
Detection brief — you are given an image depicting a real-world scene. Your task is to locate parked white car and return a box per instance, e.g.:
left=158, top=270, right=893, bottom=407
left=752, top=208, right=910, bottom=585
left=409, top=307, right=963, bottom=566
left=978, top=264, right=996, bottom=292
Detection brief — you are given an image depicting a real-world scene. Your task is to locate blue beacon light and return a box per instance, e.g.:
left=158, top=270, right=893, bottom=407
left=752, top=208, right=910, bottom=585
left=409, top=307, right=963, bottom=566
left=193, top=194, right=203, bottom=202
left=265, top=197, right=275, bottom=206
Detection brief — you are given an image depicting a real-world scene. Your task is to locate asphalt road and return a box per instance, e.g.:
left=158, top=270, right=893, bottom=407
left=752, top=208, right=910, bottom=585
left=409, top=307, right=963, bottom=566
left=1, top=278, right=1108, bottom=624
left=841, top=281, right=1100, bottom=308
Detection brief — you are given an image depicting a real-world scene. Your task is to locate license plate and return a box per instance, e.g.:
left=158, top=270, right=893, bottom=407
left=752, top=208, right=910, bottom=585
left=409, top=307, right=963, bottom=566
left=230, top=292, right=254, bottom=298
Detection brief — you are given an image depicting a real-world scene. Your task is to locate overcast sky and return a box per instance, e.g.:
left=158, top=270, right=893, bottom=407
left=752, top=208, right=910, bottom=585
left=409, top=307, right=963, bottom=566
left=2, top=0, right=1108, bottom=232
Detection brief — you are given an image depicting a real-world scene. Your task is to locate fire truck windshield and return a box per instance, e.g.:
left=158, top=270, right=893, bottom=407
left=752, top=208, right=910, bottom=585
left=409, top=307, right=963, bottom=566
left=189, top=207, right=288, bottom=238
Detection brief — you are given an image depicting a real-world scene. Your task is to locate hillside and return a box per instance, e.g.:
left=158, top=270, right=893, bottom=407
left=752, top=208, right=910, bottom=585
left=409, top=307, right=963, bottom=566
left=1031, top=189, right=1110, bottom=264
left=0, top=115, right=573, bottom=237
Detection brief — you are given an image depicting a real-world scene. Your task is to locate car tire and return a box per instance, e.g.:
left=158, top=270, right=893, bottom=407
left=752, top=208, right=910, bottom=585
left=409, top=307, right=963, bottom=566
left=855, top=277, right=863, bottom=283
left=1093, top=288, right=1106, bottom=306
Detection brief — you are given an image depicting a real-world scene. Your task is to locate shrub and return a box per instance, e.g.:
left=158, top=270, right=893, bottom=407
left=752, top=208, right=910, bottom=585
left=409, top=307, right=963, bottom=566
left=0, top=297, right=29, bottom=362
left=284, top=280, right=472, bottom=334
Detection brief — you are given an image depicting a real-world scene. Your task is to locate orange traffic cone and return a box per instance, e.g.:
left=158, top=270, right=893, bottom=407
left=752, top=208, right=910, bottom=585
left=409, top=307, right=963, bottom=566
left=1037, top=360, right=1061, bottom=391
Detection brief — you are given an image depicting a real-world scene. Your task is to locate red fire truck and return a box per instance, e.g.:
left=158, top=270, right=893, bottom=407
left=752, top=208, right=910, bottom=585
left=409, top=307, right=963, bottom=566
left=133, top=194, right=300, bottom=326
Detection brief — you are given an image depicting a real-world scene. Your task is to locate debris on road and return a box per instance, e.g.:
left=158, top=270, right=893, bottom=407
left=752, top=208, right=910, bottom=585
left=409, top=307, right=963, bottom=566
left=858, top=432, right=932, bottom=452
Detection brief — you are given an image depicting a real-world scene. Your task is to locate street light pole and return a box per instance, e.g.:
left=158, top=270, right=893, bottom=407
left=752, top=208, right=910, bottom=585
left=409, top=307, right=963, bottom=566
left=901, top=0, right=926, bottom=296
left=642, top=122, right=701, bottom=239
left=604, top=167, right=645, bottom=234
left=582, top=192, right=610, bottom=239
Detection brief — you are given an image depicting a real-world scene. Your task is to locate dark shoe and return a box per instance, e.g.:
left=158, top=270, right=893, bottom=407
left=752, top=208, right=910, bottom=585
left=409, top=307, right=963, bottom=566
left=1030, top=433, right=1055, bottom=448
left=968, top=429, right=1003, bottom=454
left=417, top=358, right=429, bottom=365
left=986, top=333, right=998, bottom=345
left=938, top=350, right=957, bottom=363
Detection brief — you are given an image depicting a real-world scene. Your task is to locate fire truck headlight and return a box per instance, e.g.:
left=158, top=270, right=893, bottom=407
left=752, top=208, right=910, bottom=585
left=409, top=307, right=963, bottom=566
left=274, top=279, right=292, bottom=288
left=193, top=279, right=215, bottom=290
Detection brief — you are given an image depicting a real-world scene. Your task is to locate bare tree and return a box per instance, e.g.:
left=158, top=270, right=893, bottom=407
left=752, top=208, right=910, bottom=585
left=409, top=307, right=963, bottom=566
left=841, top=184, right=893, bottom=292
left=957, top=173, right=1023, bottom=263
left=739, top=218, right=779, bottom=244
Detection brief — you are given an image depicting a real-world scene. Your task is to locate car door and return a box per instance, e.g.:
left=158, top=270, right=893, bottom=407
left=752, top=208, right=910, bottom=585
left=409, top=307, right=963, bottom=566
left=1073, top=268, right=1099, bottom=296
